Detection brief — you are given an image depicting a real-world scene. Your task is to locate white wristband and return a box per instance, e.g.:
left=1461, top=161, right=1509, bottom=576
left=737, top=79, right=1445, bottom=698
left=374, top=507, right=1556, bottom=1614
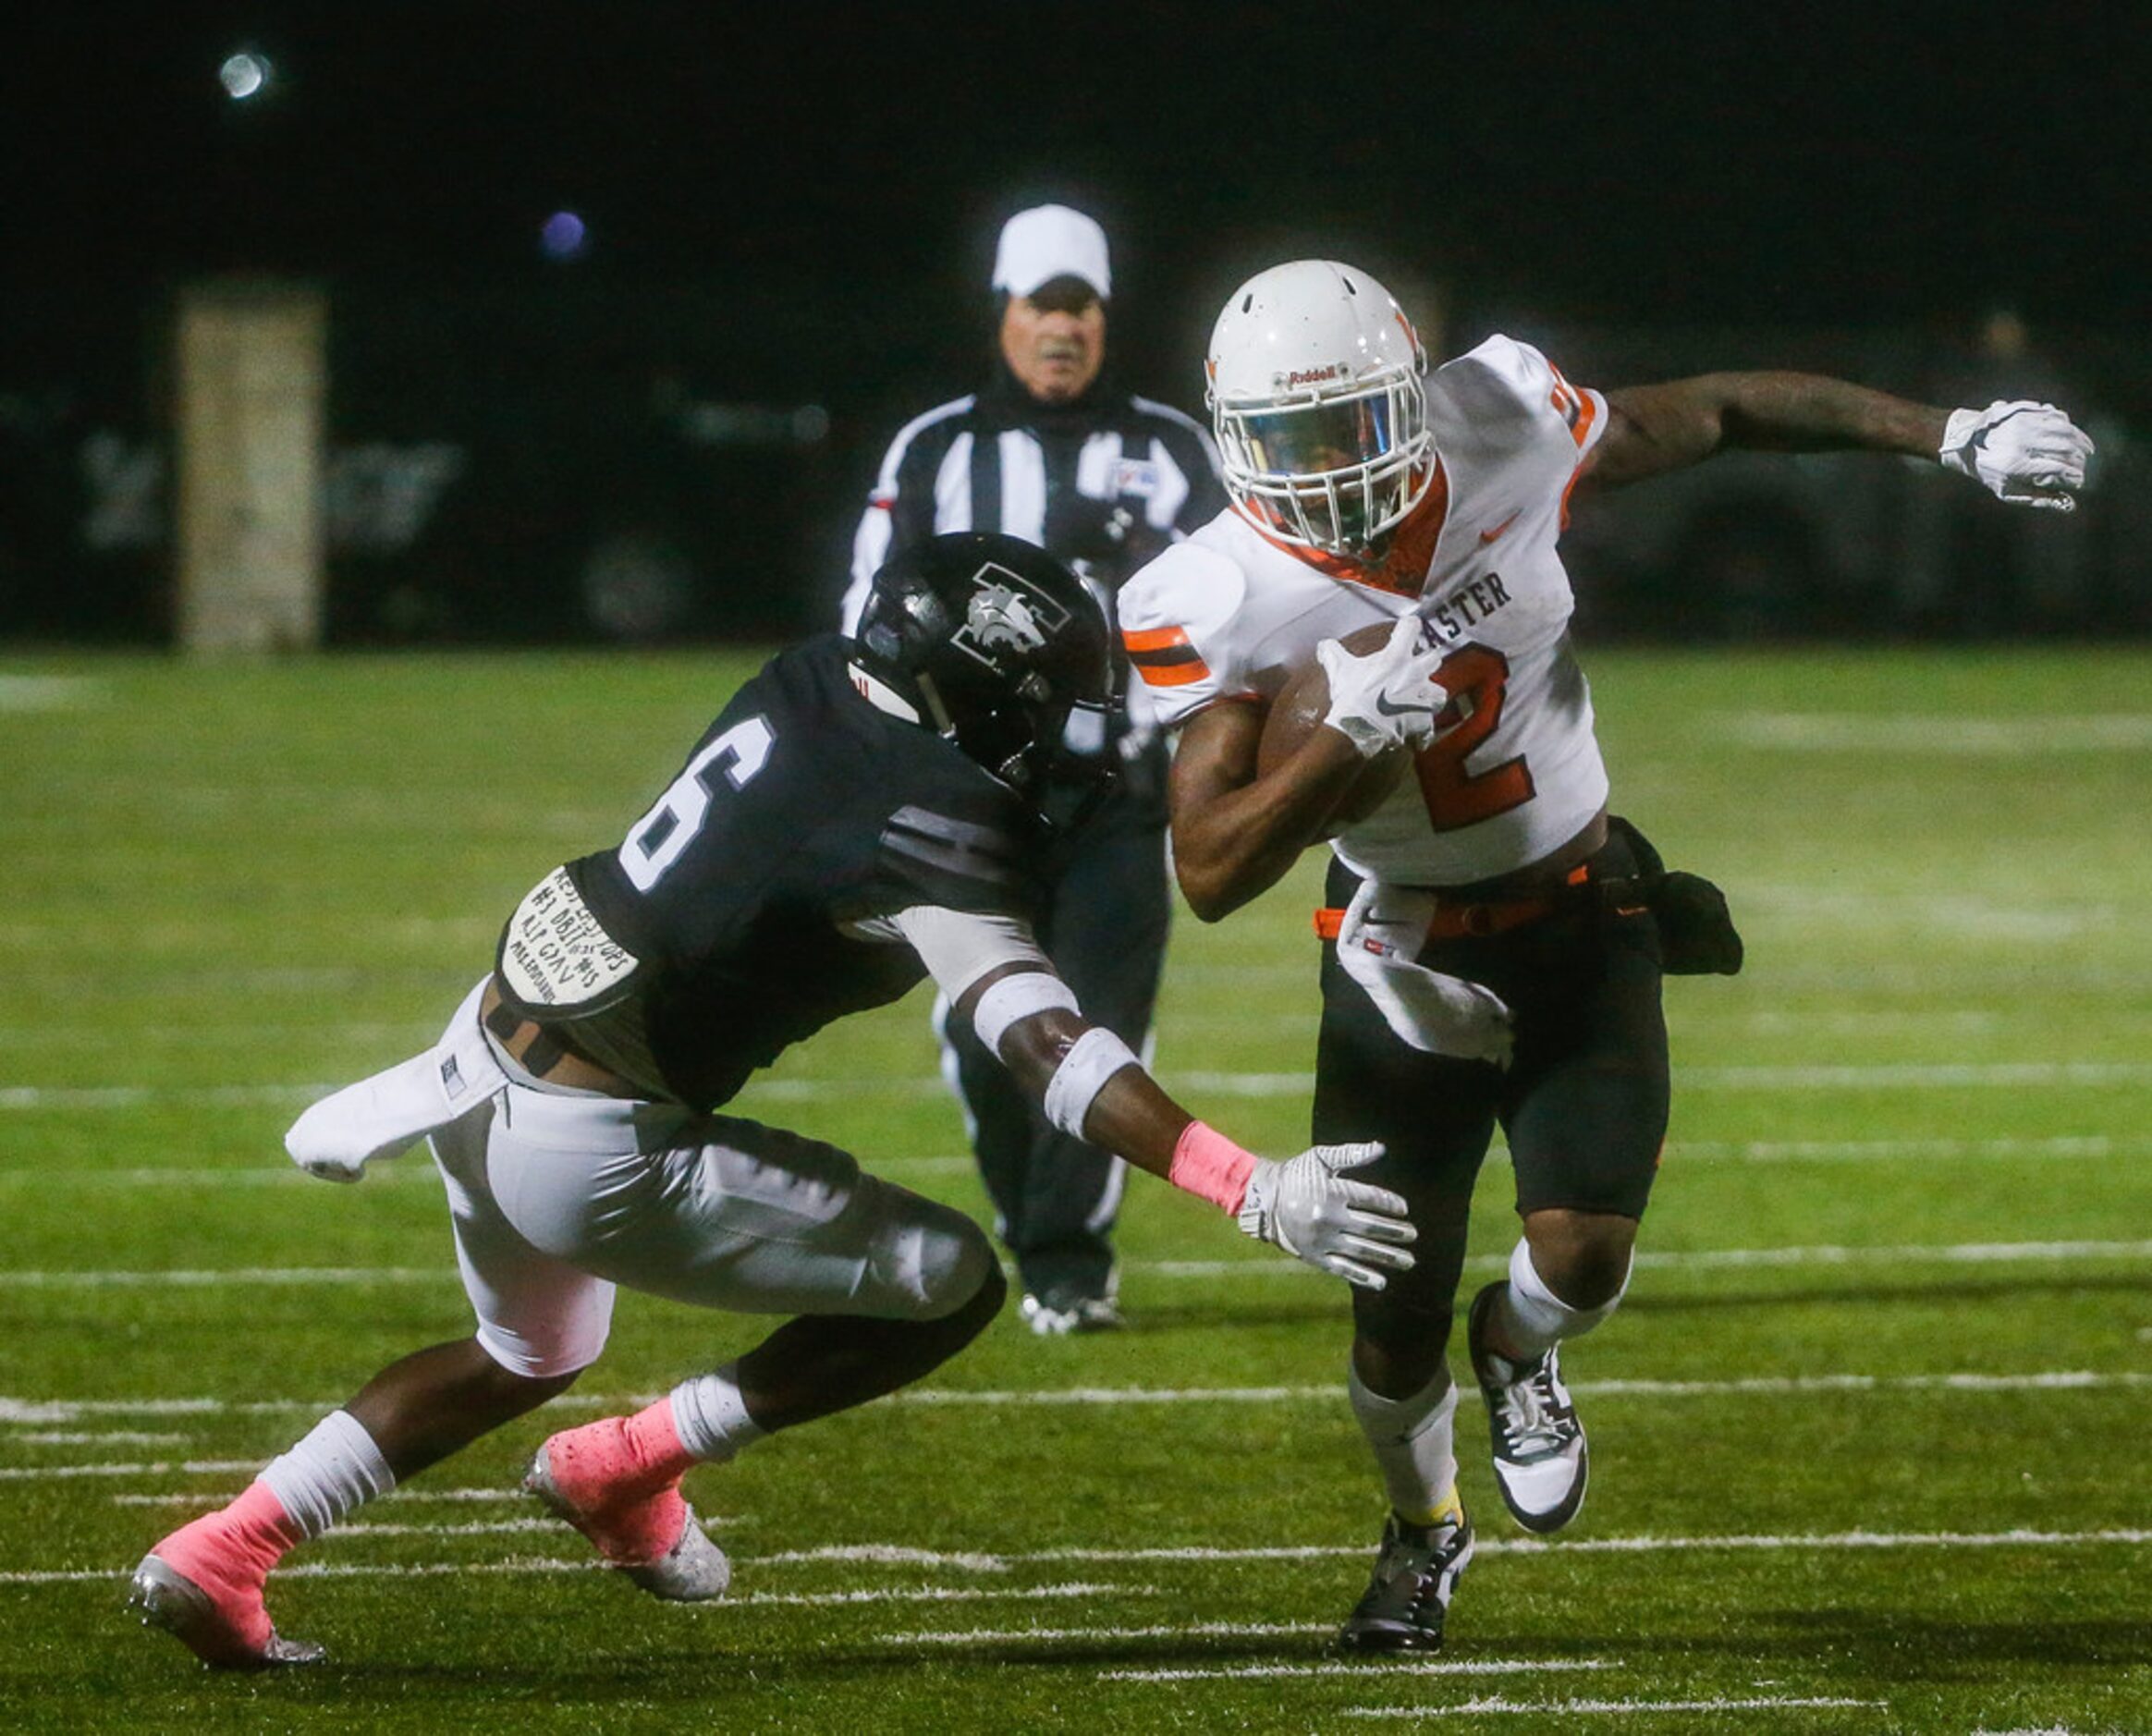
left=971, top=970, right=1080, bottom=1056
left=1040, top=1026, right=1140, bottom=1138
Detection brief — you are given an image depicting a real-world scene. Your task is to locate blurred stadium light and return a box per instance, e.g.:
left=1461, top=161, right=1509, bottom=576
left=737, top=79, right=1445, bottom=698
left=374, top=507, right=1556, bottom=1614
left=218, top=53, right=272, bottom=101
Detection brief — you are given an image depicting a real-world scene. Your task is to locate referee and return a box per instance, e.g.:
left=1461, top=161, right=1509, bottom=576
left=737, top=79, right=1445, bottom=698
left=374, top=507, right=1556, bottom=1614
left=840, top=204, right=1226, bottom=1335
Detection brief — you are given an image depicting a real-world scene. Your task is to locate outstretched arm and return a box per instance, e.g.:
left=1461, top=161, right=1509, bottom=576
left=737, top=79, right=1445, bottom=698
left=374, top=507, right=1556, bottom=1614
left=960, top=961, right=1415, bottom=1292
left=1581, top=375, right=2092, bottom=510
left=1583, top=373, right=1948, bottom=492
left=887, top=905, right=1415, bottom=1289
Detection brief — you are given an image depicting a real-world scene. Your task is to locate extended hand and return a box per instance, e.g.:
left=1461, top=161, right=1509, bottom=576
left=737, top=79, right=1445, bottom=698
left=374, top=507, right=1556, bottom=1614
left=1237, top=1143, right=1416, bottom=1289
left=1316, top=617, right=1448, bottom=758
left=1940, top=400, right=2094, bottom=510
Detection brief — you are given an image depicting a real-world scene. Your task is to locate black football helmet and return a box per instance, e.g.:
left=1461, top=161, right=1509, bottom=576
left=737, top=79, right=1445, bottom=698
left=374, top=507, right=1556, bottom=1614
left=852, top=532, right=1119, bottom=828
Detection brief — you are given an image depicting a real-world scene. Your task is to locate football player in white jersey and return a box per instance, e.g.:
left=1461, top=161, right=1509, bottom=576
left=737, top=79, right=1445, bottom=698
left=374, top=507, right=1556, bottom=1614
left=1118, top=260, right=2093, bottom=1653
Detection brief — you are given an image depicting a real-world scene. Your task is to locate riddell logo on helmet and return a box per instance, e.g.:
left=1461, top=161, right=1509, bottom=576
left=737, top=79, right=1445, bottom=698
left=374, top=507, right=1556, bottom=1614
left=1280, top=364, right=1343, bottom=388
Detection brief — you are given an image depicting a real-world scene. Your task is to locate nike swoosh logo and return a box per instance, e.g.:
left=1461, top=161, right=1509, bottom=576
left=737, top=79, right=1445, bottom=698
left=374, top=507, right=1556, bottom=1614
left=1479, top=511, right=1521, bottom=545
left=1375, top=693, right=1435, bottom=717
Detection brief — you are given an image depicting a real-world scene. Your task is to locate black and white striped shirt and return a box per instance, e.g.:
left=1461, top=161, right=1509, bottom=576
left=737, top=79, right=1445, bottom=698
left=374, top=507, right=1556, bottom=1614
left=841, top=373, right=1227, bottom=633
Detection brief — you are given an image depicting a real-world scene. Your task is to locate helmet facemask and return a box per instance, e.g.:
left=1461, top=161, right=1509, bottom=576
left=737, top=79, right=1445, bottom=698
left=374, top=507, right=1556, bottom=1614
left=1214, top=371, right=1435, bottom=557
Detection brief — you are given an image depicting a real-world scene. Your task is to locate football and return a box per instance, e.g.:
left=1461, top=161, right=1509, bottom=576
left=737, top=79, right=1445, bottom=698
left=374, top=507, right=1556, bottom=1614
left=1254, top=619, right=1412, bottom=830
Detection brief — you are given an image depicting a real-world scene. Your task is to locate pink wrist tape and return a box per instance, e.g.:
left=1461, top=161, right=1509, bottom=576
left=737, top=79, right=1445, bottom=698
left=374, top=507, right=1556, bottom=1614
left=1168, top=1120, right=1258, bottom=1215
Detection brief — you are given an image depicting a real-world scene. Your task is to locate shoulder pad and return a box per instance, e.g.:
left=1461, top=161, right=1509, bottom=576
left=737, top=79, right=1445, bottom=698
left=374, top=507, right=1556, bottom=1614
left=1117, top=540, right=1251, bottom=726
left=1428, top=334, right=1605, bottom=471
left=1119, top=536, right=1247, bottom=645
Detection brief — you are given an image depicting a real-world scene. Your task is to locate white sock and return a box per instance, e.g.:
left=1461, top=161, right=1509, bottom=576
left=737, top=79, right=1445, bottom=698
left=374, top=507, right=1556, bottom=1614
left=257, top=1410, right=397, bottom=1540
left=669, top=1364, right=766, bottom=1463
left=1347, top=1365, right=1459, bottom=1526
left=1496, top=1237, right=1629, bottom=1363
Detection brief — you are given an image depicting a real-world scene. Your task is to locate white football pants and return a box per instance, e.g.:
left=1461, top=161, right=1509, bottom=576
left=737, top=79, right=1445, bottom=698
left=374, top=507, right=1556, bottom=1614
left=426, top=1047, right=995, bottom=1380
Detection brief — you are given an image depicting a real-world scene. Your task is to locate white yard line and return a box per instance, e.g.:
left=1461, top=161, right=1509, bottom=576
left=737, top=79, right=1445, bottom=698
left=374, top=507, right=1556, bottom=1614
left=1144, top=1239, right=2152, bottom=1280
left=886, top=1620, right=1327, bottom=1645
left=112, top=1485, right=532, bottom=1507
left=9, top=1237, right=2149, bottom=1291
left=1, top=1155, right=967, bottom=1188
left=1723, top=711, right=2152, bottom=752
left=0, top=1460, right=259, bottom=1481
left=741, top=1528, right=2152, bottom=1573
left=7, top=1430, right=190, bottom=1447
left=15, top=1528, right=2148, bottom=1587
left=729, top=1582, right=1145, bottom=1610
left=10, top=1560, right=1143, bottom=1604
left=1670, top=1134, right=2150, bottom=1164
left=1100, top=1657, right=1611, bottom=1682
left=10, top=1057, right=2152, bottom=1113
left=0, top=1166, right=445, bottom=1189
left=8, top=1136, right=2135, bottom=1196
left=1683, top=1061, right=2152, bottom=1091
left=0, top=1267, right=446, bottom=1289
left=897, top=1371, right=2152, bottom=1406
left=7, top=1366, right=2141, bottom=1454
left=1342, top=1694, right=1882, bottom=1719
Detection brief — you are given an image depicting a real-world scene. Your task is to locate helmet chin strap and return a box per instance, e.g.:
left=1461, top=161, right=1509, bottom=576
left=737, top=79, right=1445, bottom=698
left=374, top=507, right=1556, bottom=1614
left=911, top=670, right=958, bottom=736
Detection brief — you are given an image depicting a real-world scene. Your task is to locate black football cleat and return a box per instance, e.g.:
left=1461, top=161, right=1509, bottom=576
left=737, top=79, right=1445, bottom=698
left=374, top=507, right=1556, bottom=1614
left=1333, top=1506, right=1474, bottom=1655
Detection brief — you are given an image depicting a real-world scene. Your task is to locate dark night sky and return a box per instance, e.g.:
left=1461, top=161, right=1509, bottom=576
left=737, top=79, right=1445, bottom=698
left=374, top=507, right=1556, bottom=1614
left=6, top=6, right=2146, bottom=335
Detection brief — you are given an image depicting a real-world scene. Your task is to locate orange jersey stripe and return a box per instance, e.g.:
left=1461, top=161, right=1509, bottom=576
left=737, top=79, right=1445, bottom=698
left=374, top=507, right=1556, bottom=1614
left=1133, top=656, right=1210, bottom=688
left=1122, top=625, right=1192, bottom=654
left=1567, top=383, right=1599, bottom=450
left=1125, top=621, right=1210, bottom=687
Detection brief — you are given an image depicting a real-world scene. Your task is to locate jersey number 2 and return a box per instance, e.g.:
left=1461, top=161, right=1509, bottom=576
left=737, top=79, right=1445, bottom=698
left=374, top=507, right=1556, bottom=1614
left=618, top=715, right=776, bottom=891
left=1412, top=644, right=1534, bottom=831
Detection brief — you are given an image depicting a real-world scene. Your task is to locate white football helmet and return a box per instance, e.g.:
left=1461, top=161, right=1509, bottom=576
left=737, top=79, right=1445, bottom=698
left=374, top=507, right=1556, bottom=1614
left=1206, top=261, right=1435, bottom=556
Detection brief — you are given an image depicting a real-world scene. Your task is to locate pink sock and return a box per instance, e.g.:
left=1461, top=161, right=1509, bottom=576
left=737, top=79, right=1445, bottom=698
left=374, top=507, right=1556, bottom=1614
left=549, top=1400, right=696, bottom=1507
left=617, top=1399, right=697, bottom=1489
left=148, top=1480, right=304, bottom=1656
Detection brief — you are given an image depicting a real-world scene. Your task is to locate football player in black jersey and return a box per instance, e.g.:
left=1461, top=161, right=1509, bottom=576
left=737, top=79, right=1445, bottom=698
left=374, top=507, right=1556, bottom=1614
left=128, top=533, right=1419, bottom=1669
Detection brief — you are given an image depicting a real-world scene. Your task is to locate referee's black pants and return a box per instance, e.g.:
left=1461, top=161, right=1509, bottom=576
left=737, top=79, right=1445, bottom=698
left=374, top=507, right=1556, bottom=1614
left=938, top=765, right=1170, bottom=1303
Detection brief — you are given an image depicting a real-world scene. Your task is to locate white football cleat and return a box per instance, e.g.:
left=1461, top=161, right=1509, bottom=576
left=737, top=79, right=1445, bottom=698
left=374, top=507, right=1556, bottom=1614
left=1467, top=1281, right=1589, bottom=1534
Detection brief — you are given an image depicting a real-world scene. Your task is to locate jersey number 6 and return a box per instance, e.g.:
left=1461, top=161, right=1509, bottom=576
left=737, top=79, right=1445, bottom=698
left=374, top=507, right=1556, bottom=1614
left=618, top=715, right=776, bottom=891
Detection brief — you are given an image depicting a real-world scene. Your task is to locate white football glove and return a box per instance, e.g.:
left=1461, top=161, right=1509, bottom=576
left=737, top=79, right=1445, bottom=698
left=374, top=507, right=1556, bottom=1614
left=1939, top=400, right=2094, bottom=511
left=1237, top=1142, right=1416, bottom=1289
left=1316, top=616, right=1448, bottom=759
left=1335, top=880, right=1516, bottom=1067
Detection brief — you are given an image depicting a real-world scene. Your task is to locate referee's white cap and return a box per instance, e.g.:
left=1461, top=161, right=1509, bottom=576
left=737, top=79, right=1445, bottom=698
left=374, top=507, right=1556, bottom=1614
left=992, top=205, right=1111, bottom=300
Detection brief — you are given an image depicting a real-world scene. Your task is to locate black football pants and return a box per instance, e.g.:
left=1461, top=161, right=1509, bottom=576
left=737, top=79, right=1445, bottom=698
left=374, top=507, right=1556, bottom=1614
left=939, top=775, right=1171, bottom=1302
left=1313, top=825, right=1671, bottom=1356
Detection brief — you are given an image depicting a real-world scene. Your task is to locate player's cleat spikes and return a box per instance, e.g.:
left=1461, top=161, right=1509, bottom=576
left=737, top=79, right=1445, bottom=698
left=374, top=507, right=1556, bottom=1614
left=126, top=1553, right=325, bottom=1669
left=523, top=1424, right=729, bottom=1603
left=1467, top=1280, right=1589, bottom=1534
left=1333, top=1506, right=1474, bottom=1655
left=1019, top=1290, right=1127, bottom=1337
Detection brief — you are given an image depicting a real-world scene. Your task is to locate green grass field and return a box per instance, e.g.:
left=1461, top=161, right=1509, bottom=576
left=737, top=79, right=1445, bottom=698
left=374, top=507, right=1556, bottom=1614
left=3, top=644, right=2148, bottom=1734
